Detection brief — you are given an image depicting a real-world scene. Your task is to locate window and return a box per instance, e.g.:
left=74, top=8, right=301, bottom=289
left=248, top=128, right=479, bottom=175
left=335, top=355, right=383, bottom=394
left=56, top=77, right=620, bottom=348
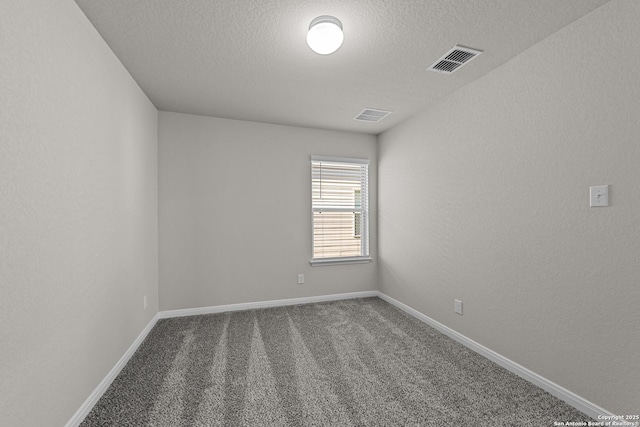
left=310, top=156, right=371, bottom=265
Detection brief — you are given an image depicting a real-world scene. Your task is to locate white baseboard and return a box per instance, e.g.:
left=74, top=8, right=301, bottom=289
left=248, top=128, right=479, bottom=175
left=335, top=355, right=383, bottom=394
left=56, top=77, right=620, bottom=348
left=158, top=290, right=379, bottom=319
left=65, top=313, right=160, bottom=427
left=377, top=292, right=614, bottom=420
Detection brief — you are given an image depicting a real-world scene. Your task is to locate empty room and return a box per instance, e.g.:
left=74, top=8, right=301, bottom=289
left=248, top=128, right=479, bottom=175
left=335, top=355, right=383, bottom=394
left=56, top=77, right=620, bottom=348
left=1, top=0, right=638, bottom=426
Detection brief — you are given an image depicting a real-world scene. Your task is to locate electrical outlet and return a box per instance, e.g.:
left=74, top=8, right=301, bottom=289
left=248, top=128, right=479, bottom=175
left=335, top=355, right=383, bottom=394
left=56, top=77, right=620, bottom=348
left=144, top=295, right=148, bottom=310
left=297, top=274, right=304, bottom=285
left=454, top=299, right=463, bottom=315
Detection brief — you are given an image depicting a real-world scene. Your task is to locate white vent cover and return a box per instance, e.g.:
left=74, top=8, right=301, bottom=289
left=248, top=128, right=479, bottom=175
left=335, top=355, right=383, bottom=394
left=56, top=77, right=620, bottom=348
left=355, top=108, right=392, bottom=122
left=428, top=45, right=483, bottom=74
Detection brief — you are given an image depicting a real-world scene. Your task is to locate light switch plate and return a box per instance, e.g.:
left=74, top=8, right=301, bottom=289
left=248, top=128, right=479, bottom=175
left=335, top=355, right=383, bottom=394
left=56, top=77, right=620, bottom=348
left=590, top=185, right=609, bottom=207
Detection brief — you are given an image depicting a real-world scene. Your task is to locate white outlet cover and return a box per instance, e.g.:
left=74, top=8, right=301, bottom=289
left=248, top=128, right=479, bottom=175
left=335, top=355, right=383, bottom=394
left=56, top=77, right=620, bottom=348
left=454, top=299, right=463, bottom=315
left=590, top=185, right=609, bottom=207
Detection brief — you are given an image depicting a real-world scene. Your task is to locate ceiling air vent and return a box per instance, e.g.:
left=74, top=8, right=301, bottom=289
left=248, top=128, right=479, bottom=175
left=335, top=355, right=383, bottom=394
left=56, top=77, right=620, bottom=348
left=427, top=45, right=483, bottom=74
left=355, top=108, right=392, bottom=122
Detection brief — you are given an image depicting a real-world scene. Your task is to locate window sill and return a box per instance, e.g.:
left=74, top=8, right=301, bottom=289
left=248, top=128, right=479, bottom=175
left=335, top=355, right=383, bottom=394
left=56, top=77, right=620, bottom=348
left=309, top=257, right=373, bottom=267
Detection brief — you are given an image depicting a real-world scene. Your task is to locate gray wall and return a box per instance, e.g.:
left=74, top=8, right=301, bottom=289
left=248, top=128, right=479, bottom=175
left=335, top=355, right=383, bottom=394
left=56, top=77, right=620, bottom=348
left=0, top=1, right=158, bottom=426
left=158, top=112, right=377, bottom=311
left=378, top=0, right=639, bottom=414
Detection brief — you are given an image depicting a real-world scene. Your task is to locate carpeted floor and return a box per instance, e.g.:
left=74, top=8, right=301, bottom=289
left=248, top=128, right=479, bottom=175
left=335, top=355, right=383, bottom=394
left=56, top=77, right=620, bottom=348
left=81, top=297, right=590, bottom=426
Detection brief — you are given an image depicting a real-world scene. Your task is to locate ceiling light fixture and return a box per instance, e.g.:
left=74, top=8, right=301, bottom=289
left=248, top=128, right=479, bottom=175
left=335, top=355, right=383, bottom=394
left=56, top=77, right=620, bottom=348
left=306, top=15, right=344, bottom=55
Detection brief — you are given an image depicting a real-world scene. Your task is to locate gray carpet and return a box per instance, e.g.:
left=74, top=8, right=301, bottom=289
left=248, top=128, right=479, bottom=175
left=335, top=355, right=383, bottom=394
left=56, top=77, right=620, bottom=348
left=81, top=297, right=590, bottom=426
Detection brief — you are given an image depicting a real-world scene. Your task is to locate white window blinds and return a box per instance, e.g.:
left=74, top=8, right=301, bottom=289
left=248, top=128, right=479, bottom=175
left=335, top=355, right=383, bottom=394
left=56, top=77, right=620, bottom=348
left=311, top=156, right=369, bottom=263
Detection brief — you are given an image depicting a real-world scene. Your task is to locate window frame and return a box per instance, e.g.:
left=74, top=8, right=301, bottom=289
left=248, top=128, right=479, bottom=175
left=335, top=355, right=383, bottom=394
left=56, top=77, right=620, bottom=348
left=309, top=155, right=372, bottom=266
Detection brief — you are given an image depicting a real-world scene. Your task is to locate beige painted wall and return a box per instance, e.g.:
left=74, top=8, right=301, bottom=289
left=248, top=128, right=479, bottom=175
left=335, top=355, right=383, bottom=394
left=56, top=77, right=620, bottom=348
left=159, top=112, right=377, bottom=311
left=0, top=1, right=158, bottom=426
left=378, top=0, right=639, bottom=415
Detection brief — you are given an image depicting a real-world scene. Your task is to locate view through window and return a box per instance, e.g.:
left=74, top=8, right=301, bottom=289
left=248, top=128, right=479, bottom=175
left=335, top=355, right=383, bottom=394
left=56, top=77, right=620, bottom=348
left=311, top=156, right=369, bottom=263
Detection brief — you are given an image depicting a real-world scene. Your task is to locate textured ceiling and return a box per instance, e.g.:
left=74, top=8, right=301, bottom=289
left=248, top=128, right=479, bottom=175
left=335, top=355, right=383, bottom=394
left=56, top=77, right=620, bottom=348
left=74, top=0, right=610, bottom=135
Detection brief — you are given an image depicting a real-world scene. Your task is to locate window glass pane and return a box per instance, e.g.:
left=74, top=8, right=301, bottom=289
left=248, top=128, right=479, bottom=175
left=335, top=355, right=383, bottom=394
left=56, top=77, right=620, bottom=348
left=313, top=212, right=362, bottom=258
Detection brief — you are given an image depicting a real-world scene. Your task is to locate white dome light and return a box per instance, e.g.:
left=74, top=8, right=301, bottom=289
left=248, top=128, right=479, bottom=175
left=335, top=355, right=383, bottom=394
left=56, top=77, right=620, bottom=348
left=306, top=16, right=344, bottom=55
